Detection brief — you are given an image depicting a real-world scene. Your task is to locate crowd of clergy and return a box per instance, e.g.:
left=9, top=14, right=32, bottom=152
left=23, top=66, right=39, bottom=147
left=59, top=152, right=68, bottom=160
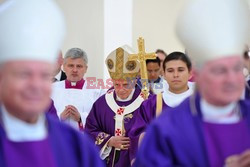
left=0, top=0, right=250, bottom=167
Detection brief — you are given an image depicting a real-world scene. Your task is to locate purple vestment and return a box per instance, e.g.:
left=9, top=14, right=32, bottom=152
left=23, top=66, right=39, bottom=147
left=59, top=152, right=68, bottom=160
left=85, top=88, right=144, bottom=167
left=0, top=113, right=105, bottom=167
left=203, top=119, right=250, bottom=167
left=139, top=94, right=168, bottom=124
left=47, top=100, right=59, bottom=120
left=3, top=137, right=56, bottom=167
left=134, top=93, right=250, bottom=167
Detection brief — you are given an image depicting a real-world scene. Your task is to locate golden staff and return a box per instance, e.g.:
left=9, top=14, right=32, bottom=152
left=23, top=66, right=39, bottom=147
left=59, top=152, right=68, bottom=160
left=128, top=37, right=156, bottom=99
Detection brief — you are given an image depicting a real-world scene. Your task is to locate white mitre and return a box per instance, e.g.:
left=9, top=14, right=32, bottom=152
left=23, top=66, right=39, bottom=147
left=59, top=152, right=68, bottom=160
left=106, top=45, right=140, bottom=80
left=176, top=0, right=250, bottom=67
left=0, top=0, right=66, bottom=63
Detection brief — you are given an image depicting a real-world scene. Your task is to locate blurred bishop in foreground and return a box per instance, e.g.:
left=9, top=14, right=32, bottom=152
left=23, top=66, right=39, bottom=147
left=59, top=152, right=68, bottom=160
left=135, top=0, right=250, bottom=166
left=0, top=0, right=104, bottom=166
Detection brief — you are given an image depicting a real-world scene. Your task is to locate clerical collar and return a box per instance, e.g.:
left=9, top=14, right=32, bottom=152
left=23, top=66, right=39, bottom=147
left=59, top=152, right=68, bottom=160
left=116, top=89, right=135, bottom=102
left=163, top=86, right=194, bottom=107
left=200, top=98, right=240, bottom=124
left=65, top=79, right=85, bottom=89
left=1, top=105, right=47, bottom=142
left=54, top=70, right=62, bottom=82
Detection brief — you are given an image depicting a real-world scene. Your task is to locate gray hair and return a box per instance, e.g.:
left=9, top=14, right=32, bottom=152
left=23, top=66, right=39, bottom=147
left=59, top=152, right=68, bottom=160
left=64, top=48, right=88, bottom=64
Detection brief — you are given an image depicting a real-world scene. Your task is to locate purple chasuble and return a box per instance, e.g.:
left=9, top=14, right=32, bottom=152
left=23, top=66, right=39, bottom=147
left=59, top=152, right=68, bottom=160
left=134, top=93, right=250, bottom=167
left=3, top=137, right=56, bottom=167
left=65, top=79, right=85, bottom=89
left=140, top=94, right=169, bottom=124
left=203, top=119, right=250, bottom=167
left=129, top=94, right=169, bottom=143
left=46, top=100, right=59, bottom=120
left=85, top=88, right=144, bottom=167
left=0, top=113, right=105, bottom=167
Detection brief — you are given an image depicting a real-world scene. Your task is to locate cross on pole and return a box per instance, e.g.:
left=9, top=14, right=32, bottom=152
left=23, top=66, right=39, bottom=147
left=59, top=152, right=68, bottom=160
left=128, top=37, right=156, bottom=99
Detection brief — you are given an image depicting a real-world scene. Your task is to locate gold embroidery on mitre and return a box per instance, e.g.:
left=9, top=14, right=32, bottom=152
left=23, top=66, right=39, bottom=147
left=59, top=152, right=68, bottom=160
left=126, top=61, right=136, bottom=71
left=107, top=59, right=114, bottom=70
left=107, top=47, right=139, bottom=80
left=95, top=132, right=110, bottom=145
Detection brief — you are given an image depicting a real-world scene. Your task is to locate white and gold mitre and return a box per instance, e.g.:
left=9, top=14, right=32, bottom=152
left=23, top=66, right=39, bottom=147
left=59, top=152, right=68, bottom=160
left=105, top=45, right=140, bottom=80
left=0, top=0, right=66, bottom=64
left=176, top=0, right=250, bottom=66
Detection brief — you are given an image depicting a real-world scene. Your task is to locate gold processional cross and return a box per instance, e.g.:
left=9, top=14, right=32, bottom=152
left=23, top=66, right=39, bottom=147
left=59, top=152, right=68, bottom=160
left=128, top=37, right=156, bottom=99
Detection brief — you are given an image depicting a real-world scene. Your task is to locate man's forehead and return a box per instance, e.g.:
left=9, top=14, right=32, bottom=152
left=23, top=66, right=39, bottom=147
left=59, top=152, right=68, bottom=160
left=199, top=56, right=243, bottom=71
left=166, top=65, right=186, bottom=68
left=113, top=79, right=126, bottom=83
left=4, top=60, right=53, bottom=70
left=165, top=60, right=187, bottom=67
left=65, top=57, right=85, bottom=64
left=112, top=79, right=130, bottom=84
left=208, top=55, right=241, bottom=65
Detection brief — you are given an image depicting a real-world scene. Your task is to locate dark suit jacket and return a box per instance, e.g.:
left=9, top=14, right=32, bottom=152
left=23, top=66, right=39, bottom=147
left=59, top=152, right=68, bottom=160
left=246, top=80, right=250, bottom=99
left=60, top=71, right=67, bottom=81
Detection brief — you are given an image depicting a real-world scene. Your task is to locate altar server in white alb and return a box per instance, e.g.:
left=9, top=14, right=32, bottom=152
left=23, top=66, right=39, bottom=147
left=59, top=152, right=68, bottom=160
left=51, top=48, right=105, bottom=130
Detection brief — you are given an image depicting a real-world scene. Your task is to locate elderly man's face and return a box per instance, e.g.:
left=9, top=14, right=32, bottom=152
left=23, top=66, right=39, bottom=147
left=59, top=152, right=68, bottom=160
left=63, top=58, right=87, bottom=82
left=196, top=56, right=245, bottom=106
left=0, top=61, right=53, bottom=117
left=113, top=79, right=136, bottom=100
